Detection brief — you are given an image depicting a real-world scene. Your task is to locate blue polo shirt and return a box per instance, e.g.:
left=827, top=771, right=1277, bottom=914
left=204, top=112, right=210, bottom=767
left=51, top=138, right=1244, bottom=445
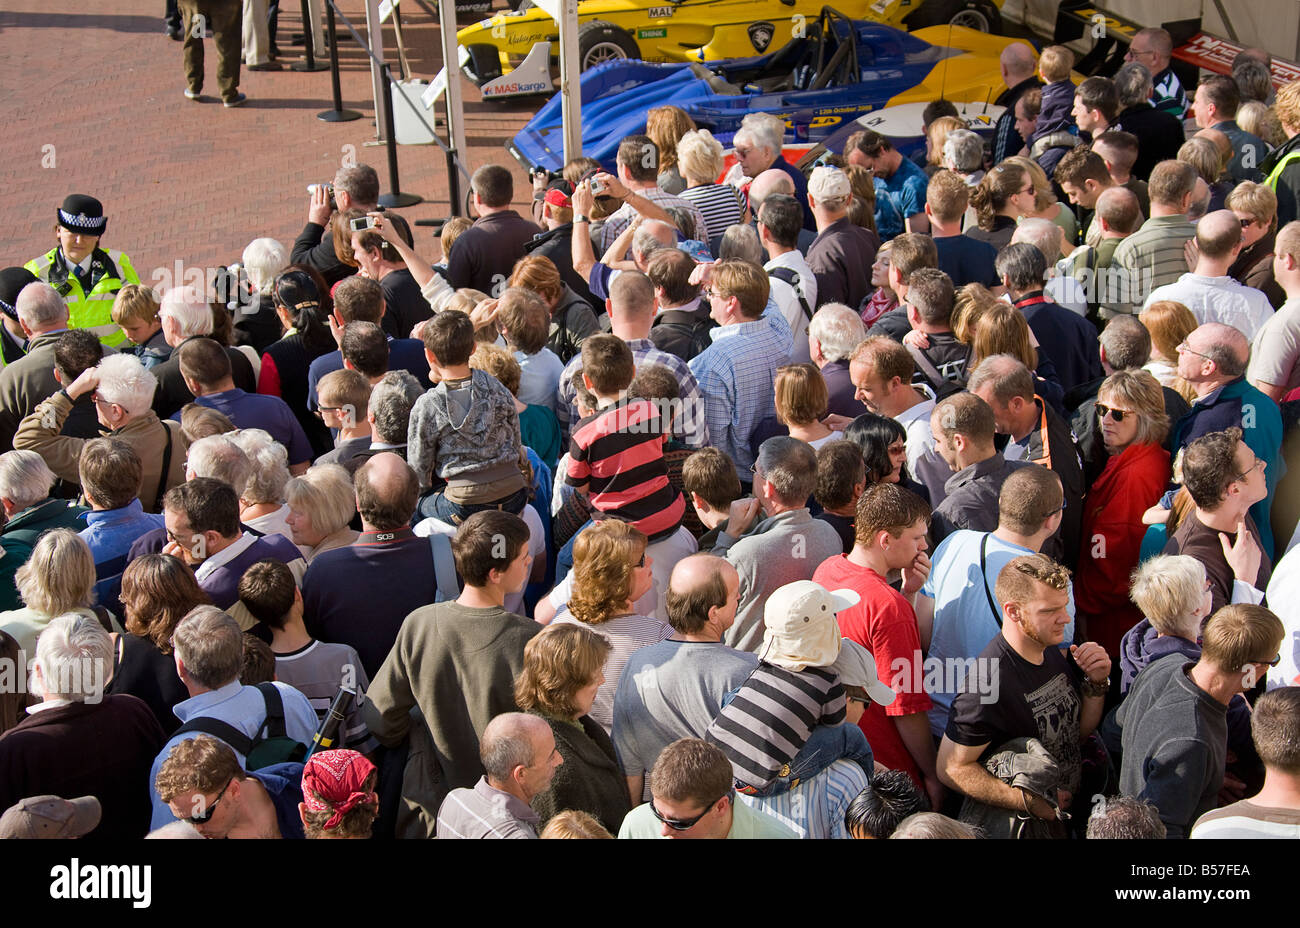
left=873, top=156, right=929, bottom=242
left=175, top=388, right=314, bottom=466
left=79, top=500, right=165, bottom=612
left=306, top=340, right=432, bottom=412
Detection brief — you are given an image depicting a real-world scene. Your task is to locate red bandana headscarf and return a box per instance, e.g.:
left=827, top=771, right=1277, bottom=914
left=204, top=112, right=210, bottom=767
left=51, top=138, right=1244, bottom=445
left=301, top=750, right=377, bottom=831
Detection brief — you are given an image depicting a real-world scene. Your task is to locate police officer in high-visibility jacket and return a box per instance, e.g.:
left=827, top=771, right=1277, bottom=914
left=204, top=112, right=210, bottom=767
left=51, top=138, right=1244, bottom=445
left=0, top=268, right=37, bottom=369
left=24, top=194, right=139, bottom=348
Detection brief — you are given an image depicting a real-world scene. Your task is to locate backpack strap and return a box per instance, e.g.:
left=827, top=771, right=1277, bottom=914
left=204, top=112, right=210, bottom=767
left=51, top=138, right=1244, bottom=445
left=255, top=682, right=289, bottom=740
left=905, top=342, right=948, bottom=391
left=174, top=717, right=255, bottom=756
left=768, top=266, right=813, bottom=321
left=430, top=533, right=460, bottom=603
left=155, top=420, right=175, bottom=510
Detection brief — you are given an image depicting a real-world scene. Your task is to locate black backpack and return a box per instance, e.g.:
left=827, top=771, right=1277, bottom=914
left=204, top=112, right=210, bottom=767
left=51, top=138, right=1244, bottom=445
left=174, top=682, right=308, bottom=770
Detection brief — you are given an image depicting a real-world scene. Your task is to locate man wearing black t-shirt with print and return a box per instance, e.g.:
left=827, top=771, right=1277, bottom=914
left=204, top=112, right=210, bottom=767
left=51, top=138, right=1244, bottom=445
left=937, top=554, right=1111, bottom=831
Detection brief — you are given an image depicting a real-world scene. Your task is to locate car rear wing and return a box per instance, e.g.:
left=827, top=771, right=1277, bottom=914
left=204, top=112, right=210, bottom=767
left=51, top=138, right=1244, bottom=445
left=1052, top=1, right=1300, bottom=89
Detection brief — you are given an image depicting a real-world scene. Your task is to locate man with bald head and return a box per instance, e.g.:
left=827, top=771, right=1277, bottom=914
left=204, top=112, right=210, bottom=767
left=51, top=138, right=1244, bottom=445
left=1249, top=221, right=1300, bottom=400
left=436, top=712, right=562, bottom=839
left=611, top=553, right=758, bottom=803
left=1143, top=210, right=1275, bottom=341
left=993, top=41, right=1042, bottom=164
left=302, top=452, right=443, bottom=677
left=1172, top=323, right=1283, bottom=557
left=749, top=171, right=816, bottom=253
left=1126, top=27, right=1187, bottom=119
left=555, top=270, right=708, bottom=447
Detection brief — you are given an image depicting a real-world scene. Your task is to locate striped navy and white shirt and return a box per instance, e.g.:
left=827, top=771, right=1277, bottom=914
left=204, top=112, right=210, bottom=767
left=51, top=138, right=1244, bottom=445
left=706, top=662, right=846, bottom=790
left=680, top=183, right=744, bottom=241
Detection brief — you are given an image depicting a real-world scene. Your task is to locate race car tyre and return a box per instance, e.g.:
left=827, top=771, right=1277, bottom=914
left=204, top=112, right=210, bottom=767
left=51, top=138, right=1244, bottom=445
left=577, top=21, right=640, bottom=70
left=906, top=0, right=1003, bottom=34
left=465, top=43, right=503, bottom=83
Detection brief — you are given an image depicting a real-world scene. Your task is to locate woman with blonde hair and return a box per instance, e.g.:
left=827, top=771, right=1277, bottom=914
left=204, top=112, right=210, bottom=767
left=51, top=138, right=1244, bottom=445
left=106, top=554, right=210, bottom=734
left=0, top=530, right=103, bottom=655
left=967, top=161, right=1033, bottom=251
left=555, top=520, right=670, bottom=733
left=925, top=116, right=966, bottom=174
left=1138, top=300, right=1198, bottom=401
left=775, top=363, right=842, bottom=448
left=1003, top=155, right=1078, bottom=244
left=284, top=463, right=360, bottom=563
left=861, top=240, right=896, bottom=326
left=1075, top=370, right=1172, bottom=659
left=967, top=302, right=1065, bottom=413
left=515, top=622, right=630, bottom=833
left=677, top=128, right=745, bottom=235
left=539, top=809, right=614, bottom=838
left=647, top=105, right=698, bottom=194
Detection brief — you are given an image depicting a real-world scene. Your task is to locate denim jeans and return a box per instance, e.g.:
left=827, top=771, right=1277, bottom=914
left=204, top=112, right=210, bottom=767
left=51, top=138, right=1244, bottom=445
left=743, top=722, right=875, bottom=797
left=416, top=487, right=528, bottom=525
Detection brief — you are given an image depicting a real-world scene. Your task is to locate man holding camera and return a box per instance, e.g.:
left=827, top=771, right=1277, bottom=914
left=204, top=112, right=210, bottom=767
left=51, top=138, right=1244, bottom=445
left=292, top=165, right=382, bottom=287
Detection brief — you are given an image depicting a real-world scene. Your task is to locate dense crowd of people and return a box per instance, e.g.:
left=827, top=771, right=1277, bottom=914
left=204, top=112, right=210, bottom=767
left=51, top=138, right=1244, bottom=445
left=4, top=24, right=1300, bottom=842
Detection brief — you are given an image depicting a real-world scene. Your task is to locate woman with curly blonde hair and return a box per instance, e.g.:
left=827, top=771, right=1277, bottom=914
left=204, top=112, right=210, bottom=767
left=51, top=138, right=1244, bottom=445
left=556, top=520, right=670, bottom=734
left=515, top=623, right=629, bottom=833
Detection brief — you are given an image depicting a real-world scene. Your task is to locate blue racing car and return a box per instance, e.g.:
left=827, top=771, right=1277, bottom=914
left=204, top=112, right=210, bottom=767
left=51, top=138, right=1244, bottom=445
left=509, top=7, right=1022, bottom=172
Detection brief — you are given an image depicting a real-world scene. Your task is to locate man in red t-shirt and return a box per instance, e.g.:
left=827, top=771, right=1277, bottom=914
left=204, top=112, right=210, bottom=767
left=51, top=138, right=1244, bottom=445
left=812, top=482, right=943, bottom=811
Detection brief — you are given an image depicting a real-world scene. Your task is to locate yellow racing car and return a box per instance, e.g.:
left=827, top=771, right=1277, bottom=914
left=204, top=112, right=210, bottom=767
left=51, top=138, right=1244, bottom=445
left=458, top=0, right=1005, bottom=97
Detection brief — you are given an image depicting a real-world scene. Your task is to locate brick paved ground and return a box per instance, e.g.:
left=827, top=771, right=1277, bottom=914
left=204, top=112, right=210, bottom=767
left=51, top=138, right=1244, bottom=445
left=0, top=0, right=540, bottom=288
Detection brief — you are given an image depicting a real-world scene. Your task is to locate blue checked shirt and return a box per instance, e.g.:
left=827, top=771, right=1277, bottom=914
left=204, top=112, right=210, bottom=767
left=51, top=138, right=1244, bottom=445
left=688, top=299, right=793, bottom=480
left=556, top=338, right=710, bottom=448
left=735, top=758, right=869, bottom=839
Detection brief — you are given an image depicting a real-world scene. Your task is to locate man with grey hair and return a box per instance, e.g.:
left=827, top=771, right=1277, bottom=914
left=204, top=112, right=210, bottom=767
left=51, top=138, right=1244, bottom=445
left=1010, top=218, right=1089, bottom=316
left=719, top=224, right=763, bottom=265
left=968, top=354, right=1085, bottom=566
left=806, top=166, right=880, bottom=309
left=998, top=240, right=1102, bottom=393
left=571, top=173, right=677, bottom=302
left=294, top=163, right=381, bottom=286
left=0, top=448, right=84, bottom=546
left=712, top=436, right=844, bottom=652
left=0, top=613, right=164, bottom=839
left=1171, top=322, right=1283, bottom=557
left=758, top=194, right=818, bottom=363
left=809, top=303, right=868, bottom=418
left=993, top=41, right=1041, bottom=163
left=353, top=369, right=424, bottom=463
left=1113, top=62, right=1186, bottom=181
left=0, top=282, right=76, bottom=451
left=151, top=289, right=255, bottom=418
left=147, top=605, right=317, bottom=829
left=732, top=113, right=814, bottom=230
left=1087, top=795, right=1168, bottom=838
left=1142, top=210, right=1275, bottom=341
left=16, top=352, right=187, bottom=512
left=436, top=712, right=562, bottom=839
left=942, top=129, right=986, bottom=184
left=187, top=433, right=252, bottom=489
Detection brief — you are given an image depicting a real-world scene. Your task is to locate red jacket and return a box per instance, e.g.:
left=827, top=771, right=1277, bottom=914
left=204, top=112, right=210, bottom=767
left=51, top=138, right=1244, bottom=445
left=1076, top=441, right=1171, bottom=658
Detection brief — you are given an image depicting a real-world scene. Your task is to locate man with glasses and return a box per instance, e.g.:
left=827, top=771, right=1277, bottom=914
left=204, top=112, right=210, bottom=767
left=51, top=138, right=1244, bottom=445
left=1117, top=603, right=1284, bottom=839
left=155, top=735, right=306, bottom=839
left=436, top=713, right=562, bottom=839
left=1124, top=28, right=1188, bottom=120
left=1170, top=323, right=1283, bottom=558
left=1165, top=427, right=1273, bottom=613
left=618, top=738, right=794, bottom=838
left=1142, top=211, right=1274, bottom=342
left=732, top=113, right=814, bottom=231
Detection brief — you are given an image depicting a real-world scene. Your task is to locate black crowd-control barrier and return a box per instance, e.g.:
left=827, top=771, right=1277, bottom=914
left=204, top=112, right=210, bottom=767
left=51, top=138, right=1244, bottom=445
left=291, top=0, right=330, bottom=71
left=322, top=0, right=472, bottom=217
left=318, top=0, right=362, bottom=122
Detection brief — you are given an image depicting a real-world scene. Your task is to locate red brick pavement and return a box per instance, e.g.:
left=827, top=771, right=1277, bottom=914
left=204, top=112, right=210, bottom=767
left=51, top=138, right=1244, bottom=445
left=0, top=0, right=541, bottom=288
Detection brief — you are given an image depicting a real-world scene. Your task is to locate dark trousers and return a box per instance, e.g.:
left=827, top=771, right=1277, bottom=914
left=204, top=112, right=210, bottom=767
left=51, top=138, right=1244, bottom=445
left=179, top=0, right=241, bottom=101
left=165, top=0, right=181, bottom=28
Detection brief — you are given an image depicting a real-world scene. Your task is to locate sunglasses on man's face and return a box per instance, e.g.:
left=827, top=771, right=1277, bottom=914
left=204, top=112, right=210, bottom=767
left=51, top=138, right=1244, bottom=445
left=181, top=779, right=232, bottom=825
left=649, top=792, right=729, bottom=830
